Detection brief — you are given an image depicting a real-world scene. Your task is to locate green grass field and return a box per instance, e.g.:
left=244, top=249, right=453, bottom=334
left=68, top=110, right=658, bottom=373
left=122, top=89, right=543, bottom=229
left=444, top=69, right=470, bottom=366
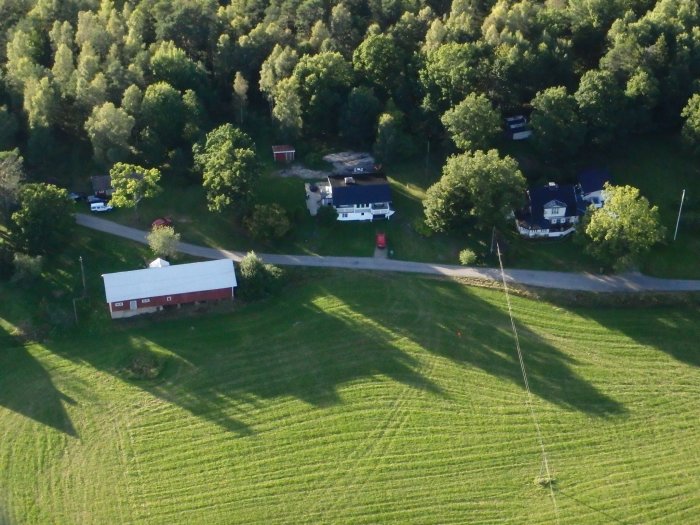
left=2, top=257, right=699, bottom=523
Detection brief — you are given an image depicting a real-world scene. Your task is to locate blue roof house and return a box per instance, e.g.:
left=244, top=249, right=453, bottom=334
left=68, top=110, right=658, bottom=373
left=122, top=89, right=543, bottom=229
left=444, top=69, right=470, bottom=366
left=515, top=170, right=610, bottom=238
left=317, top=173, right=395, bottom=221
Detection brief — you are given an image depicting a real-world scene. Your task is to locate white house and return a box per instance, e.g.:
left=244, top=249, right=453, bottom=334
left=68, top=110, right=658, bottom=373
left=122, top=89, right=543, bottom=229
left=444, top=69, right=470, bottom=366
left=317, top=173, right=395, bottom=221
left=102, top=259, right=237, bottom=319
left=515, top=170, right=610, bottom=239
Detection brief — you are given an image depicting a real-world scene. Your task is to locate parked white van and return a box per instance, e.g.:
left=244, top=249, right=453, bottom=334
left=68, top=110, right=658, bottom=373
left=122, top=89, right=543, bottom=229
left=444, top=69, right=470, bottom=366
left=90, top=202, right=113, bottom=212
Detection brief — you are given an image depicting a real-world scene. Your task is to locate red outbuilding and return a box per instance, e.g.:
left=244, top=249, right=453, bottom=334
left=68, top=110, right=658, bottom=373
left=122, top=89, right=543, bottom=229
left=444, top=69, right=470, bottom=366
left=271, top=145, right=295, bottom=163
left=102, top=259, right=237, bottom=319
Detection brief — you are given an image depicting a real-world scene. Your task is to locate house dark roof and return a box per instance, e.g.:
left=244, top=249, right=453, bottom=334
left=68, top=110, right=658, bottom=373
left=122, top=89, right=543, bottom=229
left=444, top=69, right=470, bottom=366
left=578, top=169, right=610, bottom=194
left=519, top=183, right=584, bottom=228
left=91, top=175, right=112, bottom=192
left=328, top=174, right=392, bottom=206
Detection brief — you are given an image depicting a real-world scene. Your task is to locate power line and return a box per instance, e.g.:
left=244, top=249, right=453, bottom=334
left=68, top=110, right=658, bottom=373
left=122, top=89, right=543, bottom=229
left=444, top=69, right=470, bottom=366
left=495, top=243, right=560, bottom=524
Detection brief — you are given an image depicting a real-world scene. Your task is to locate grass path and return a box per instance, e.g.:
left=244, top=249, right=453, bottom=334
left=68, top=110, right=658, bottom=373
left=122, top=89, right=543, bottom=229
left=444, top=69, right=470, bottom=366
left=1, top=272, right=699, bottom=523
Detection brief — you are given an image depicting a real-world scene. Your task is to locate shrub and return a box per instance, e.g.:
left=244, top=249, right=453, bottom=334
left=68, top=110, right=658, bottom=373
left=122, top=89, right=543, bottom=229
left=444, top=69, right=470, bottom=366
left=412, top=218, right=434, bottom=238
left=316, top=204, right=338, bottom=226
left=459, top=248, right=477, bottom=265
left=238, top=251, right=284, bottom=301
left=12, top=253, right=43, bottom=283
left=146, top=225, right=180, bottom=259
left=122, top=352, right=165, bottom=380
left=244, top=204, right=291, bottom=240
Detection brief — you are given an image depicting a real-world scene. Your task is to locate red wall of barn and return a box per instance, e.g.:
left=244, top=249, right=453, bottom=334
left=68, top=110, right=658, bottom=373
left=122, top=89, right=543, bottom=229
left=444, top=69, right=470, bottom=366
left=110, top=287, right=234, bottom=311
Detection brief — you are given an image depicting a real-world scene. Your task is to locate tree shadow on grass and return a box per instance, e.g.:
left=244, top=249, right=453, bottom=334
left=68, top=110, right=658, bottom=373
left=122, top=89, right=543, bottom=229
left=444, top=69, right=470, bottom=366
left=140, top=299, right=442, bottom=433
left=0, top=325, right=77, bottom=437
left=326, top=274, right=626, bottom=417
left=576, top=303, right=700, bottom=368
left=42, top=291, right=443, bottom=438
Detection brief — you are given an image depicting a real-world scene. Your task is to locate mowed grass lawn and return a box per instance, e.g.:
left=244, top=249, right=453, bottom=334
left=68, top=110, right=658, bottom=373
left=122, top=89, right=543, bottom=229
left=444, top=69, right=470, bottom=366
left=1, top=269, right=700, bottom=524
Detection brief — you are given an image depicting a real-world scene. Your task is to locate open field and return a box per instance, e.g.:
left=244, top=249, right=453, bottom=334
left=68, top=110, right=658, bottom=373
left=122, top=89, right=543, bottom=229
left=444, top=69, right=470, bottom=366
left=1, top=248, right=700, bottom=523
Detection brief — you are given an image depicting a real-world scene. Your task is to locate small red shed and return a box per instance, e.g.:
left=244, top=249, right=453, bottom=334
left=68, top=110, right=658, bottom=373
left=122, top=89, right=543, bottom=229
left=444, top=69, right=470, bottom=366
left=272, top=145, right=295, bottom=163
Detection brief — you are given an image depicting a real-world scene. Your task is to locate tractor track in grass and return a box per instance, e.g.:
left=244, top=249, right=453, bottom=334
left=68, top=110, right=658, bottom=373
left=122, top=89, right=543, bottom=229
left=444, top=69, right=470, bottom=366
left=75, top=214, right=700, bottom=293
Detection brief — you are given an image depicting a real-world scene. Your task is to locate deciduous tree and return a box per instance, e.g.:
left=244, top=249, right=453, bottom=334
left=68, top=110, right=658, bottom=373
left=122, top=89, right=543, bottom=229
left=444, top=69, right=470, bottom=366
left=146, top=225, right=180, bottom=259
left=193, top=124, right=259, bottom=215
left=423, top=150, right=526, bottom=232
left=0, top=149, right=25, bottom=223
left=681, top=93, right=700, bottom=155
left=11, top=183, right=74, bottom=256
left=233, top=71, right=249, bottom=124
left=440, top=93, right=500, bottom=151
left=85, top=102, right=135, bottom=166
left=293, top=52, right=354, bottom=136
left=530, top=86, right=586, bottom=160
left=109, top=163, right=162, bottom=218
left=580, top=183, right=666, bottom=270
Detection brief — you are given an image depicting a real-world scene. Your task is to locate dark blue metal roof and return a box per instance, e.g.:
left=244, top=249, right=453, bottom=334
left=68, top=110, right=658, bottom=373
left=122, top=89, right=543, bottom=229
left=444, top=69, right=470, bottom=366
left=578, top=169, right=610, bottom=194
left=518, top=183, right=585, bottom=229
left=329, top=175, right=393, bottom=206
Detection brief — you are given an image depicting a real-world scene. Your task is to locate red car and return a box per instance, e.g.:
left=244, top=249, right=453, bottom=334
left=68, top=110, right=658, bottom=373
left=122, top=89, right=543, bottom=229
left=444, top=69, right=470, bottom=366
left=151, top=217, right=173, bottom=229
left=375, top=232, right=387, bottom=249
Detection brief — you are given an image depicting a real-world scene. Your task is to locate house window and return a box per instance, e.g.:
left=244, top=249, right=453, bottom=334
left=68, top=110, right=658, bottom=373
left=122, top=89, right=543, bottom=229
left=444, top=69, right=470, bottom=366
left=142, top=298, right=150, bottom=303
left=342, top=213, right=348, bottom=218
left=114, top=302, right=123, bottom=307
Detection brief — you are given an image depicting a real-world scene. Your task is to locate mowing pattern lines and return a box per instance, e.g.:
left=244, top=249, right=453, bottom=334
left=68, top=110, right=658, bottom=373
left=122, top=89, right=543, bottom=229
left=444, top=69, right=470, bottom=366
left=2, top=274, right=700, bottom=523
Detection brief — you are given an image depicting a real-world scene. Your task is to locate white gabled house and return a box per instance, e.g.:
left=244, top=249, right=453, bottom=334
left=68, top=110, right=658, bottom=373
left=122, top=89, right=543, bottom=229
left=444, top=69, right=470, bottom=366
left=317, top=173, right=395, bottom=221
left=515, top=170, right=610, bottom=239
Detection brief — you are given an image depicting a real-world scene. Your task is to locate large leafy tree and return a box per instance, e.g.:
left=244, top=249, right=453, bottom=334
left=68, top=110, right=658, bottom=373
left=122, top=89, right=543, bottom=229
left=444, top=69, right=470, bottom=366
left=440, top=93, right=501, bottom=152
left=109, top=163, right=162, bottom=218
left=84, top=102, right=135, bottom=166
left=0, top=150, right=25, bottom=223
left=292, top=51, right=354, bottom=136
left=530, top=86, right=586, bottom=160
left=575, top=69, right=627, bottom=146
left=424, top=150, right=526, bottom=232
left=193, top=124, right=260, bottom=215
left=339, top=86, right=381, bottom=148
left=271, top=78, right=303, bottom=140
left=140, top=81, right=186, bottom=148
left=420, top=42, right=488, bottom=112
left=681, top=93, right=700, bottom=155
left=580, top=183, right=666, bottom=270
left=150, top=40, right=205, bottom=93
left=352, top=34, right=402, bottom=95
left=11, top=183, right=74, bottom=256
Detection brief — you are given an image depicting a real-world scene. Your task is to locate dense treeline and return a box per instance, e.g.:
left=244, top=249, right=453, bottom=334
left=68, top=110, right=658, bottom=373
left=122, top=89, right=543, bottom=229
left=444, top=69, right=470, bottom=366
left=0, top=0, right=698, bottom=173
left=0, top=0, right=698, bottom=272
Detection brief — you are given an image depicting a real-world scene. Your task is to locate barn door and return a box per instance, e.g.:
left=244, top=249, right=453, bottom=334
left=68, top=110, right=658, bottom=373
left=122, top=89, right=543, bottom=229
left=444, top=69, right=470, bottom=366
left=129, top=300, right=137, bottom=310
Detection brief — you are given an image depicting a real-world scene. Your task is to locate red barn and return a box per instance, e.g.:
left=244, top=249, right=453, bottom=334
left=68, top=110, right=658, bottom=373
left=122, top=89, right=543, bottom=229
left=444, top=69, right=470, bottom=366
left=272, top=145, right=295, bottom=163
left=102, top=259, right=237, bottom=319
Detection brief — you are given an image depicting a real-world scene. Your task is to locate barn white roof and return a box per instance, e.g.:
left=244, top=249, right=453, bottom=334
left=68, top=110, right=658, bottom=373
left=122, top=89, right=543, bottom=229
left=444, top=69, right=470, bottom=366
left=102, top=259, right=237, bottom=303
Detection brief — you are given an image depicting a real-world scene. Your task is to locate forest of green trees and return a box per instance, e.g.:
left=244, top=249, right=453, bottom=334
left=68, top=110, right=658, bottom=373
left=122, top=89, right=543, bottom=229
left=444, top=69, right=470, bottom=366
left=0, top=0, right=699, bottom=271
